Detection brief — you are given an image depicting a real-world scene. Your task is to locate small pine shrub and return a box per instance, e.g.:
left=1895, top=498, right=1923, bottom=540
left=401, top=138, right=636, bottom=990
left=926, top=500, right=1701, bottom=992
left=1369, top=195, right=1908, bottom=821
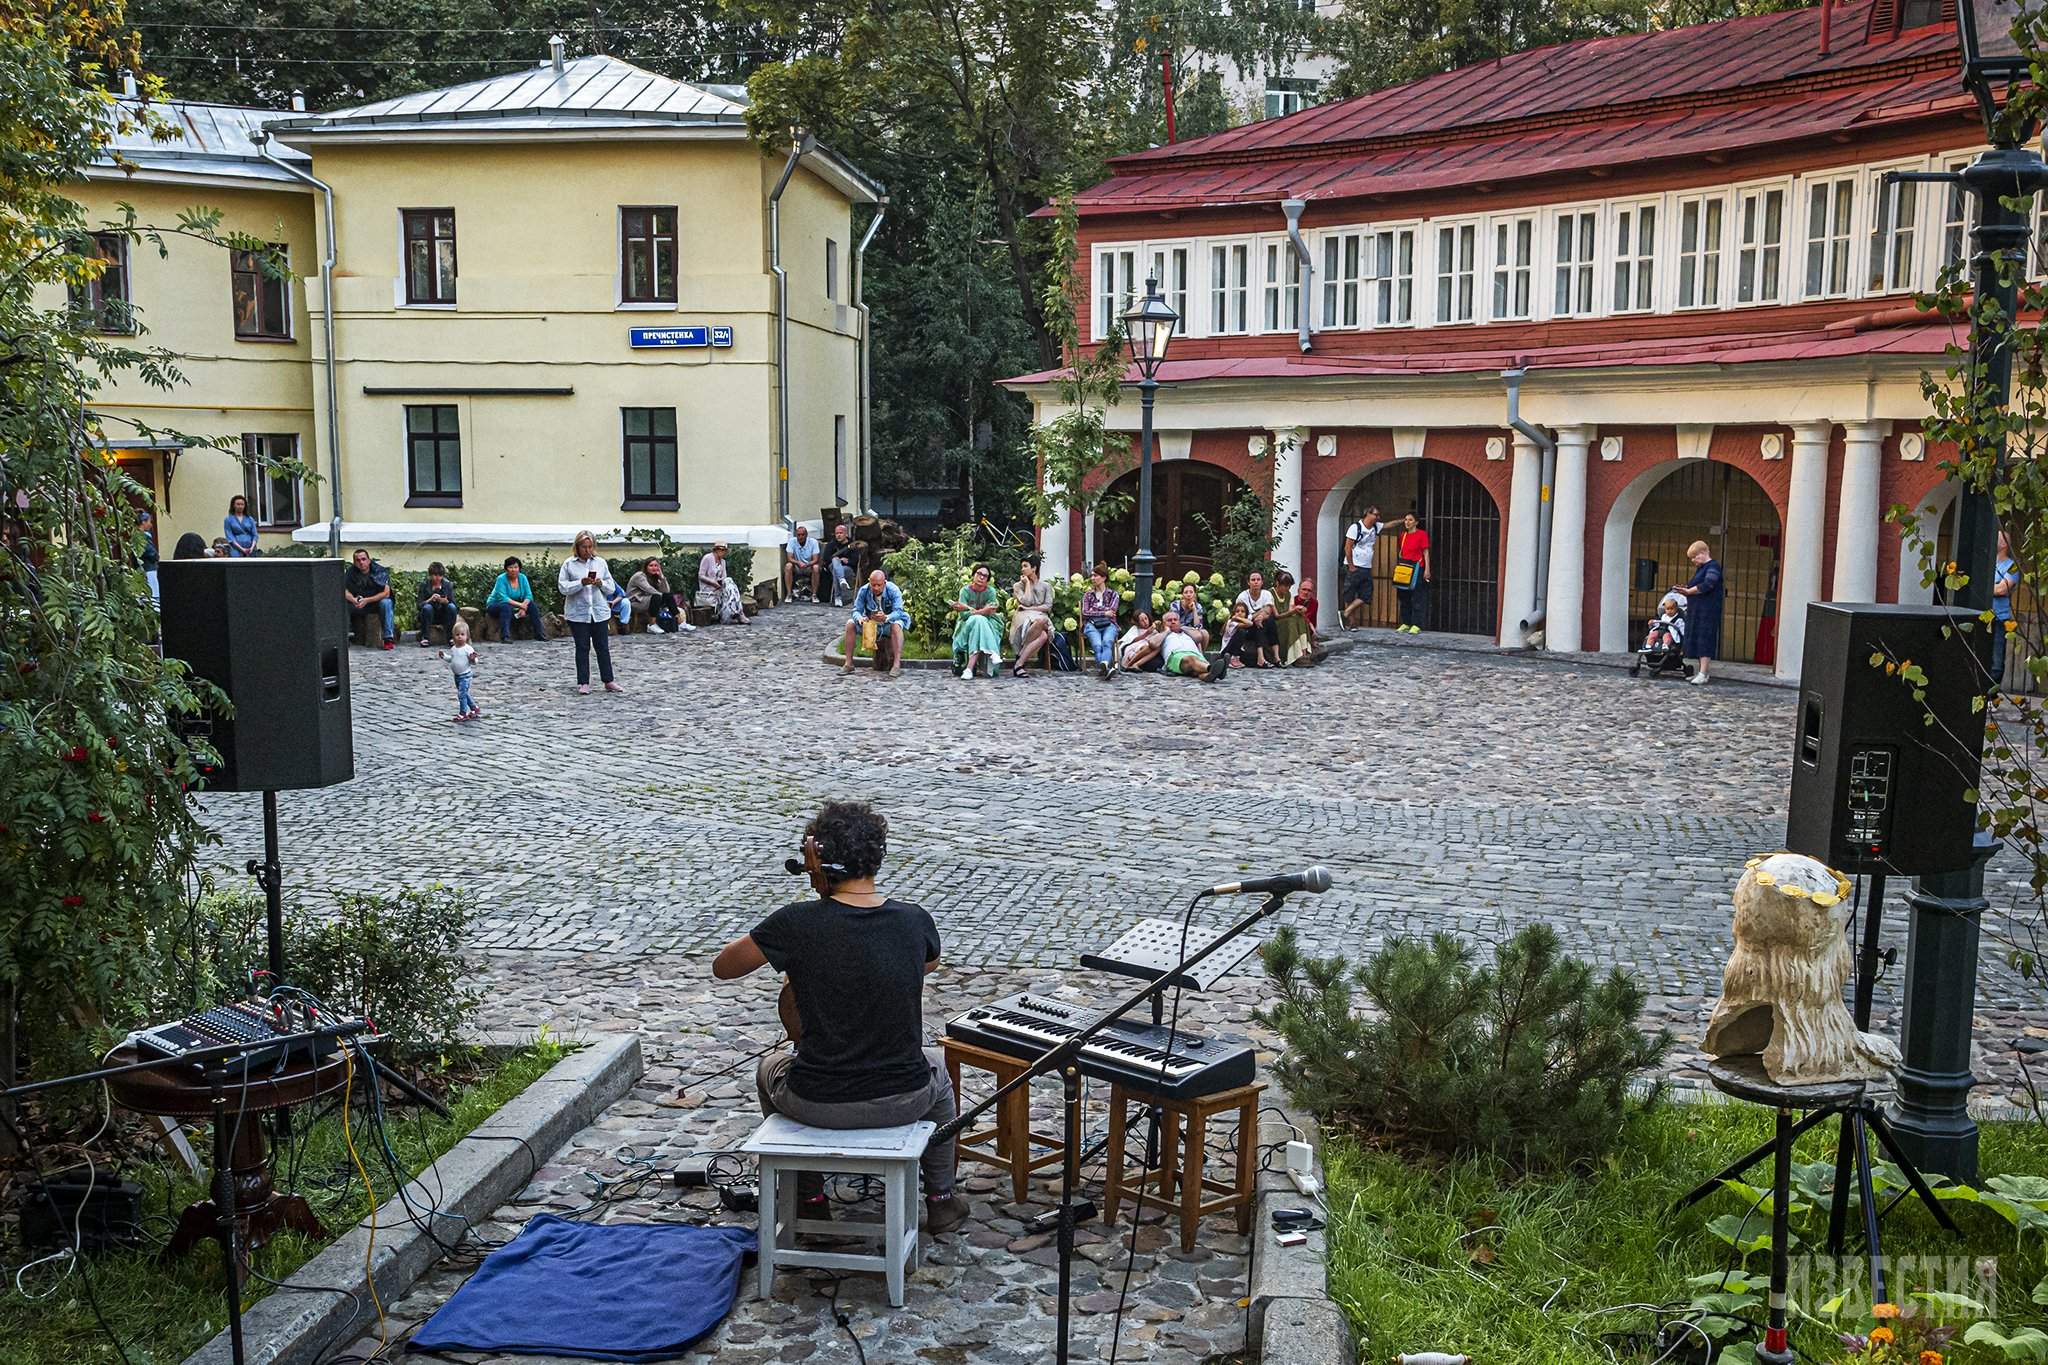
left=1257, top=923, right=1672, bottom=1170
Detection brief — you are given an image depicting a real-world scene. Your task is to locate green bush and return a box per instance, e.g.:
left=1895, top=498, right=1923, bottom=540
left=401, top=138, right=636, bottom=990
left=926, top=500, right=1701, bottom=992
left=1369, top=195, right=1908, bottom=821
left=1258, top=923, right=1671, bottom=1171
left=375, top=542, right=751, bottom=633
left=1194, top=486, right=1295, bottom=590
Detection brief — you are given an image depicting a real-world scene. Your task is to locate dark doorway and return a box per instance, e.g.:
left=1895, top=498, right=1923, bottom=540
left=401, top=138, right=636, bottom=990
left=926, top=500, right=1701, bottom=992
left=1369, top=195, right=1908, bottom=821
left=1628, top=461, right=1781, bottom=665
left=1099, top=461, right=1251, bottom=582
left=1340, top=461, right=1501, bottom=635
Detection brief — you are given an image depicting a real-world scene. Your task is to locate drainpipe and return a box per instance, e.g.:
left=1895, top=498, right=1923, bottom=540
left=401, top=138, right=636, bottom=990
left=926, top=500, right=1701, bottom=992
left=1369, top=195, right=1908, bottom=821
left=769, top=133, right=813, bottom=526
left=852, top=196, right=887, bottom=515
left=1281, top=197, right=1313, bottom=354
left=256, top=131, right=343, bottom=555
left=1503, top=366, right=1554, bottom=641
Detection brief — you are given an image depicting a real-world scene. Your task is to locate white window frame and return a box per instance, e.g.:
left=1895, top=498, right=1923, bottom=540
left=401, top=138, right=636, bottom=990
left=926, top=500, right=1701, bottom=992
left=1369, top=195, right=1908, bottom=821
left=1801, top=172, right=1857, bottom=301
left=1259, top=236, right=1303, bottom=335
left=1318, top=228, right=1365, bottom=330
left=1610, top=198, right=1660, bottom=314
left=1362, top=224, right=1417, bottom=327
left=1732, top=178, right=1791, bottom=308
left=1092, top=244, right=1139, bottom=341
left=1147, top=243, right=1192, bottom=330
left=1488, top=214, right=1536, bottom=322
left=1673, top=191, right=1728, bottom=311
left=1865, top=159, right=1926, bottom=296
left=1935, top=150, right=1979, bottom=280
left=1550, top=206, right=1599, bottom=319
left=1206, top=236, right=1254, bottom=336
left=1432, top=218, right=1480, bottom=326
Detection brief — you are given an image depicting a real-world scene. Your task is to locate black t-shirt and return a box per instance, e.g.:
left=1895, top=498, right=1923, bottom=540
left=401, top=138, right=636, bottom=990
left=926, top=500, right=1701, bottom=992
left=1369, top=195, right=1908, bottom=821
left=751, top=897, right=940, bottom=1105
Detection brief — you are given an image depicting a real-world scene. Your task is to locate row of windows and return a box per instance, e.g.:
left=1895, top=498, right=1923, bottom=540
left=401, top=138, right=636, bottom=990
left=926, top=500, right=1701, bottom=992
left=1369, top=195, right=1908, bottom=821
left=71, top=233, right=292, bottom=340
left=1090, top=151, right=2009, bottom=341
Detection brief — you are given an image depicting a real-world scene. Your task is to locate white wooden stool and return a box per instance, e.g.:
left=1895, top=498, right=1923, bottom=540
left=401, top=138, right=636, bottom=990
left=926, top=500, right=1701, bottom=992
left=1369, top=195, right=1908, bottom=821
left=742, top=1115, right=935, bottom=1308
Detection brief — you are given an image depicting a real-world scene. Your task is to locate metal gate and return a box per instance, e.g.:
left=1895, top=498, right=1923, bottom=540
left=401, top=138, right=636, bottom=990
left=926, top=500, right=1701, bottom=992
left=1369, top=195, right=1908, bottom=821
left=1340, top=461, right=1501, bottom=635
left=1627, top=461, right=1781, bottom=665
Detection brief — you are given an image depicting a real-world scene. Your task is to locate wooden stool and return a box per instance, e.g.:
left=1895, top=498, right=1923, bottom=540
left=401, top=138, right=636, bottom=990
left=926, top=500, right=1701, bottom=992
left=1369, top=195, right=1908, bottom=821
left=1102, top=1081, right=1263, bottom=1252
left=942, top=1038, right=1065, bottom=1203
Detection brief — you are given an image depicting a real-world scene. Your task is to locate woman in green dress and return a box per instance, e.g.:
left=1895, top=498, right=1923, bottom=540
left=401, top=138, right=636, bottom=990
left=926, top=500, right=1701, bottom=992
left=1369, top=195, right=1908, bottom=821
left=950, top=563, right=1005, bottom=679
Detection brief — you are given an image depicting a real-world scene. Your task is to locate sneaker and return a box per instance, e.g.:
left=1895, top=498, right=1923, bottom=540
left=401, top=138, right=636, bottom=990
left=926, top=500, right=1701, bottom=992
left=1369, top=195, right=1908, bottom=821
left=679, top=623, right=698, bottom=634
left=604, top=681, right=625, bottom=694
left=467, top=709, right=482, bottom=719
left=450, top=713, right=468, bottom=723
left=1210, top=653, right=1231, bottom=682
left=889, top=662, right=903, bottom=677
left=381, top=639, right=395, bottom=650
left=577, top=683, right=591, bottom=695
left=647, top=622, right=665, bottom=634
left=924, top=1193, right=970, bottom=1236
left=418, top=635, right=432, bottom=648
left=1689, top=672, right=1709, bottom=686
left=956, top=664, right=972, bottom=680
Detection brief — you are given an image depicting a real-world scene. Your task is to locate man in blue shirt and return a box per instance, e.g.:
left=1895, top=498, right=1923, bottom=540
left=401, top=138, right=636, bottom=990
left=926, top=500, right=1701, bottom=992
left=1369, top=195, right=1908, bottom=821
left=841, top=569, right=909, bottom=676
left=783, top=524, right=821, bottom=602
left=1992, top=530, right=2020, bottom=688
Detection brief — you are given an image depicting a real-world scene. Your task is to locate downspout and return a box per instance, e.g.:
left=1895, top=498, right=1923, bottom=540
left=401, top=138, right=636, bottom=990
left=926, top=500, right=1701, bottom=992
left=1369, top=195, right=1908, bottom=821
left=1281, top=197, right=1313, bottom=353
left=1503, top=365, right=1554, bottom=641
left=768, top=133, right=814, bottom=526
left=852, top=197, right=887, bottom=515
left=256, top=131, right=343, bottom=555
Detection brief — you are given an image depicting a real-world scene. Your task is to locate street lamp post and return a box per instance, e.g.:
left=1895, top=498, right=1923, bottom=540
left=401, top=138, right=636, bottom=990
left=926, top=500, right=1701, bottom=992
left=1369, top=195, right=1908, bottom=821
left=1883, top=0, right=2048, bottom=1180
left=1121, top=277, right=1180, bottom=622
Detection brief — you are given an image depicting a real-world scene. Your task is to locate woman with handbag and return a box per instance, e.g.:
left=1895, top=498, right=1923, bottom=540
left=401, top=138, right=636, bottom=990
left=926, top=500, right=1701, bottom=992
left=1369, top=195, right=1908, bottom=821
left=1393, top=511, right=1431, bottom=634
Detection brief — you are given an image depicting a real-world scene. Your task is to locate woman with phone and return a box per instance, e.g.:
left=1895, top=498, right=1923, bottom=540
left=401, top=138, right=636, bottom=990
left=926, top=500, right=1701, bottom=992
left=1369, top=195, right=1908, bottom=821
left=558, top=529, right=624, bottom=695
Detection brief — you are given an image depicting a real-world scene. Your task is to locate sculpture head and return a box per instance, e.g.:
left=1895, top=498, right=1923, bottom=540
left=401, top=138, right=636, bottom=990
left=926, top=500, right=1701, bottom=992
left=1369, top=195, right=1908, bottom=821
left=1730, top=852, right=1851, bottom=954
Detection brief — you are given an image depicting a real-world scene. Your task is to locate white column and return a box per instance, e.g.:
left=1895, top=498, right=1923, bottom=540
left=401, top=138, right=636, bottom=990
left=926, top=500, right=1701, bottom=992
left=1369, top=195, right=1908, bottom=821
left=1543, top=425, right=1593, bottom=652
left=1041, top=481, right=1071, bottom=582
left=1832, top=419, right=1890, bottom=604
left=1271, top=426, right=1305, bottom=578
left=1777, top=420, right=1834, bottom=682
left=1498, top=430, right=1544, bottom=646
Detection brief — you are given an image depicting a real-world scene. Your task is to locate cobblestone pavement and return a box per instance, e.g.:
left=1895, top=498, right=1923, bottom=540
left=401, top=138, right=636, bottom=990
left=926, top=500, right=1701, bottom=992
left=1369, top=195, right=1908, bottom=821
left=197, top=605, right=2048, bottom=1363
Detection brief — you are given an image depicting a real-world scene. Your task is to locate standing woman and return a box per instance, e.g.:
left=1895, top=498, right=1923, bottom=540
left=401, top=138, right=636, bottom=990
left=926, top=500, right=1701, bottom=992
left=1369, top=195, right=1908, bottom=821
left=223, top=495, right=260, bottom=557
left=1009, top=553, right=1054, bottom=677
left=1674, top=539, right=1723, bottom=686
left=1394, top=511, right=1431, bottom=634
left=950, top=563, right=1005, bottom=680
left=559, top=530, right=624, bottom=695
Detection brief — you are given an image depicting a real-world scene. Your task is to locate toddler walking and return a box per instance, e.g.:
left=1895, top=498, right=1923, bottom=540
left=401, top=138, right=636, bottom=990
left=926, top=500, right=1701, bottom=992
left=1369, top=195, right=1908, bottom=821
left=439, top=618, right=481, bottom=722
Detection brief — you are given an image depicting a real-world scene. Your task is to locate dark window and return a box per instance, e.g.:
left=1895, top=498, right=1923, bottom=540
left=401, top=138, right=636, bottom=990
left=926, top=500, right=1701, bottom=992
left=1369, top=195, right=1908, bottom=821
left=405, top=404, right=462, bottom=505
left=242, top=433, right=302, bottom=527
left=622, top=407, right=678, bottom=508
left=620, top=207, right=677, bottom=304
left=826, top=239, right=839, bottom=301
left=68, top=232, right=133, bottom=333
left=402, top=209, right=457, bottom=305
left=232, top=245, right=291, bottom=340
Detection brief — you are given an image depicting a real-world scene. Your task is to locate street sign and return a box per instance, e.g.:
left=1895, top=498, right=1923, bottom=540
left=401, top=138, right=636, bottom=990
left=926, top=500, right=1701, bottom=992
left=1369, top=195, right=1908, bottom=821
left=629, top=325, right=736, bottom=350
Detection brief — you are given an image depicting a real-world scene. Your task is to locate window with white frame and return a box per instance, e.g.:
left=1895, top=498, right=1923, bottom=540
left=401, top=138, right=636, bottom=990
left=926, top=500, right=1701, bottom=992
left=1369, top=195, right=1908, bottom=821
left=1612, top=202, right=1658, bottom=313
left=1735, top=186, right=1786, bottom=304
left=1676, top=194, right=1725, bottom=309
left=1261, top=240, right=1301, bottom=332
left=1435, top=222, right=1478, bottom=324
left=1321, top=230, right=1363, bottom=328
left=1149, top=245, right=1190, bottom=323
left=1094, top=246, right=1138, bottom=339
left=1802, top=175, right=1856, bottom=299
left=1866, top=171, right=1919, bottom=294
left=1209, top=241, right=1251, bottom=334
left=1364, top=227, right=1415, bottom=325
left=1940, top=157, right=1974, bottom=276
left=2033, top=193, right=2048, bottom=280
left=1553, top=209, right=1597, bottom=317
left=1490, top=216, right=1534, bottom=320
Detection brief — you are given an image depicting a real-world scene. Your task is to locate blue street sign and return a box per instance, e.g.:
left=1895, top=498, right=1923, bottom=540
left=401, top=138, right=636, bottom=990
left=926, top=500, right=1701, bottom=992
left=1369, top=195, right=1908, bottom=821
left=630, top=326, right=710, bottom=349
left=710, top=326, right=734, bottom=348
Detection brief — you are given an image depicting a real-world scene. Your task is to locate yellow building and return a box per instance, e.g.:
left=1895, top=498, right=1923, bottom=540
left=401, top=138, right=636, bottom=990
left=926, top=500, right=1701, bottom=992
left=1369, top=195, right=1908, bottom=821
left=68, top=47, right=883, bottom=571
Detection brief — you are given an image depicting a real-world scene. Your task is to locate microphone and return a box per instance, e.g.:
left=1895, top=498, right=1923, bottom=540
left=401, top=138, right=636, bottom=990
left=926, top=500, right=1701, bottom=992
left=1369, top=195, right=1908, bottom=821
left=1201, top=866, right=1333, bottom=898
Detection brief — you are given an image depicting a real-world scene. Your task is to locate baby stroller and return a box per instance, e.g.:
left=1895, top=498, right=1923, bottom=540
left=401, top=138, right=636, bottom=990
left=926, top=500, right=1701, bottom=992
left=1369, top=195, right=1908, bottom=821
left=1630, top=599, right=1692, bottom=679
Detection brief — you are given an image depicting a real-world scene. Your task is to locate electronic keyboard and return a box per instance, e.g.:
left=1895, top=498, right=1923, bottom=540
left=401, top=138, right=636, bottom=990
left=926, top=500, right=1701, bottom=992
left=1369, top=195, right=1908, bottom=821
left=945, top=992, right=1255, bottom=1100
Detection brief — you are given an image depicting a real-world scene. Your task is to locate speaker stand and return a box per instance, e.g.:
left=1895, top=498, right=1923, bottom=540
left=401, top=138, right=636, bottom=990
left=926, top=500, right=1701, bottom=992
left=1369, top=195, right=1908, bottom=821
left=246, top=791, right=286, bottom=983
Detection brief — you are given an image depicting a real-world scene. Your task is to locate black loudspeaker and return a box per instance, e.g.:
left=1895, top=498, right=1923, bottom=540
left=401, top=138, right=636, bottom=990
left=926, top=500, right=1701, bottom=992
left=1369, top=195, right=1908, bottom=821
left=160, top=559, right=354, bottom=791
left=1786, top=603, right=1988, bottom=876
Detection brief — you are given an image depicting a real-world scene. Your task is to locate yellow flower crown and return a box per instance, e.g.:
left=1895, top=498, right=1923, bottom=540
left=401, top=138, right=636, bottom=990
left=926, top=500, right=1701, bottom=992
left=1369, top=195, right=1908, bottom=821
left=1742, top=852, right=1852, bottom=909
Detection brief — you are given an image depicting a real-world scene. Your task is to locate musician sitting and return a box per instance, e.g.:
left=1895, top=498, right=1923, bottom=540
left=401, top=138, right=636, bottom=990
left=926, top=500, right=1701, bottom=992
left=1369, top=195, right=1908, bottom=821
left=712, top=801, right=969, bottom=1235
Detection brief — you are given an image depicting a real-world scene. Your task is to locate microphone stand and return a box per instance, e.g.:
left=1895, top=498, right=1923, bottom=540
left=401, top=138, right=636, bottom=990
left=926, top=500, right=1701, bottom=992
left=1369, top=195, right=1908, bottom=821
left=930, top=889, right=1293, bottom=1365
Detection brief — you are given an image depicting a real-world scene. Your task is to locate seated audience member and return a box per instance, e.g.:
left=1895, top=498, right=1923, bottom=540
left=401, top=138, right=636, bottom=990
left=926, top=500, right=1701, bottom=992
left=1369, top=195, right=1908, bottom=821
left=1116, top=610, right=1164, bottom=673
left=416, top=561, right=458, bottom=646
left=1274, top=571, right=1319, bottom=667
left=173, top=531, right=209, bottom=560
left=1217, top=600, right=1250, bottom=657
left=827, top=523, right=861, bottom=606
left=343, top=547, right=396, bottom=649
left=950, top=562, right=1005, bottom=680
left=1159, top=610, right=1229, bottom=683
left=697, top=542, right=749, bottom=625
left=486, top=555, right=546, bottom=641
left=1008, top=554, right=1054, bottom=677
left=627, top=557, right=693, bottom=634
left=604, top=577, right=633, bottom=628
left=841, top=569, right=909, bottom=676
left=210, top=537, right=232, bottom=558
left=1080, top=565, right=1120, bottom=675
left=1229, top=570, right=1281, bottom=668
left=1173, top=582, right=1208, bottom=649
left=784, top=525, right=822, bottom=601
left=223, top=495, right=260, bottom=557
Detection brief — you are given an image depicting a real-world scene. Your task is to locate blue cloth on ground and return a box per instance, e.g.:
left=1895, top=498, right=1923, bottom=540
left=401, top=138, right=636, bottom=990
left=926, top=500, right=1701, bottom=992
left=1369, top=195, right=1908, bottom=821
left=410, top=1214, right=755, bottom=1361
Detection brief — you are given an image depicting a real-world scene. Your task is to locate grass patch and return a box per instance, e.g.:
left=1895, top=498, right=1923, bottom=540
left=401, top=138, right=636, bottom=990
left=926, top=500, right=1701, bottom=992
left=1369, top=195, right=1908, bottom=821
left=1, top=1038, right=567, bottom=1365
left=1325, top=1101, right=2048, bottom=1364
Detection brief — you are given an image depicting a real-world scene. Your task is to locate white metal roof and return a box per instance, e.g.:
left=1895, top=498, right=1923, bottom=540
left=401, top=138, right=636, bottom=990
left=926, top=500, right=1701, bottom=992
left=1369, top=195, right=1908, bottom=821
left=93, top=97, right=310, bottom=188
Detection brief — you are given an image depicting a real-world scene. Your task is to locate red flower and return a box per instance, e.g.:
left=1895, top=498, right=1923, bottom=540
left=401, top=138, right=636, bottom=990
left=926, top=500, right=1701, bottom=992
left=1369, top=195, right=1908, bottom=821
left=105, top=737, right=116, bottom=750
left=66, top=746, right=87, bottom=762
left=86, top=811, right=103, bottom=823
left=16, top=661, right=34, bottom=674
left=62, top=895, right=83, bottom=907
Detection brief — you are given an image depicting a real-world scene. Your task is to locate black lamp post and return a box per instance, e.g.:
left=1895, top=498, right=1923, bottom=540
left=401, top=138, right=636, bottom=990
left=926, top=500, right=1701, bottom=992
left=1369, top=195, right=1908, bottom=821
left=1884, top=0, right=2048, bottom=1181
left=1121, top=276, right=1179, bottom=621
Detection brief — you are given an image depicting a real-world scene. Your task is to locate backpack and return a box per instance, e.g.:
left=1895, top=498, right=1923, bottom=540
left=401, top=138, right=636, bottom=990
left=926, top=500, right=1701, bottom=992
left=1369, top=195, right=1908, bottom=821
left=1048, top=630, right=1078, bottom=672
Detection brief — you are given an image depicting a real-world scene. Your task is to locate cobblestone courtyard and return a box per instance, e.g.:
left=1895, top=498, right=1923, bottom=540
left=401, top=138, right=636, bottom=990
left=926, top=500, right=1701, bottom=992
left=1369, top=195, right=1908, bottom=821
left=196, top=604, right=2046, bottom=1363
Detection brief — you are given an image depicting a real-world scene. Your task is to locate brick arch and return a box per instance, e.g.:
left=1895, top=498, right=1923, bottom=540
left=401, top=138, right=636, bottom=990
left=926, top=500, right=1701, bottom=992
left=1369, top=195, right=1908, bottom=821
left=1300, top=429, right=1508, bottom=596
left=1876, top=430, right=1953, bottom=604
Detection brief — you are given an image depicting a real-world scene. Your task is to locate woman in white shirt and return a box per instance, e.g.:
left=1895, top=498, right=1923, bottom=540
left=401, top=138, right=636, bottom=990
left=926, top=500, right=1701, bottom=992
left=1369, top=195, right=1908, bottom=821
left=1229, top=570, right=1282, bottom=667
left=559, top=530, right=624, bottom=695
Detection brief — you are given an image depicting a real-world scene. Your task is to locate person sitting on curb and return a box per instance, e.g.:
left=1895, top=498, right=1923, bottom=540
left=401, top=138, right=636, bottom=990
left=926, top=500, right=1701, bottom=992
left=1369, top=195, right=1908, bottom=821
left=949, top=562, right=1005, bottom=680
left=343, top=547, right=396, bottom=649
left=784, top=524, right=822, bottom=602
left=827, top=523, right=861, bottom=606
left=841, top=569, right=909, bottom=676
left=1159, top=609, right=1229, bottom=683
left=416, top=561, right=458, bottom=647
left=1229, top=570, right=1282, bottom=668
left=1173, top=582, right=1209, bottom=649
left=1080, top=564, right=1121, bottom=676
left=486, top=556, right=546, bottom=642
left=1116, top=609, right=1164, bottom=674
left=627, top=556, right=694, bottom=635
left=697, top=541, right=749, bottom=625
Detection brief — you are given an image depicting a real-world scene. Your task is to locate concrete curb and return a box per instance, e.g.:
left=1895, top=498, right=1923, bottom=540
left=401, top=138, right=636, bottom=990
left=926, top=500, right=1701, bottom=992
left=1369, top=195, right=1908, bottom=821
left=1245, top=1114, right=1357, bottom=1365
left=183, top=1033, right=644, bottom=1365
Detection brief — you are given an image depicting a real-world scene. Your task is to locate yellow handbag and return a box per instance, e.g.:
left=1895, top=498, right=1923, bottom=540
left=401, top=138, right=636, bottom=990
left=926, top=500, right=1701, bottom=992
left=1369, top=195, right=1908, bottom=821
left=860, top=618, right=879, bottom=652
left=1392, top=562, right=1416, bottom=588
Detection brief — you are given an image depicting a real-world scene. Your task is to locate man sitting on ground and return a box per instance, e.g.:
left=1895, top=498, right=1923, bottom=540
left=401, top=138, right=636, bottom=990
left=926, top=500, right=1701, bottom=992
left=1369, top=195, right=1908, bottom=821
left=416, top=561, right=458, bottom=647
left=343, top=548, right=396, bottom=649
left=712, top=801, right=968, bottom=1235
left=784, top=524, right=821, bottom=601
left=841, top=569, right=909, bottom=676
left=827, top=523, right=860, bottom=606
left=1160, top=609, right=1229, bottom=683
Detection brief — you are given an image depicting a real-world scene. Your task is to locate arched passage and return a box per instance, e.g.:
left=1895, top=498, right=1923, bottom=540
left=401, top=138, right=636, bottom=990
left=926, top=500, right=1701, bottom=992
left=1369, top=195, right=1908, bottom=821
left=1339, top=460, right=1501, bottom=636
left=1895, top=482, right=1958, bottom=605
left=1603, top=460, right=1782, bottom=665
left=1098, top=460, right=1251, bottom=582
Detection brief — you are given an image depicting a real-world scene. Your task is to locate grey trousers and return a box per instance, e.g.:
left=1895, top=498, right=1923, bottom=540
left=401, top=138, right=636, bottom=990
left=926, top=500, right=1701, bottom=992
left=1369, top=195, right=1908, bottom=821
left=756, top=1048, right=957, bottom=1198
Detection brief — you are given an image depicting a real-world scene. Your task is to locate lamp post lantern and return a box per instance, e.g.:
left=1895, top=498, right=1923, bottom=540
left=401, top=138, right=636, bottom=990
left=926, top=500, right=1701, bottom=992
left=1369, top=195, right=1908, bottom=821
left=1121, top=276, right=1179, bottom=623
